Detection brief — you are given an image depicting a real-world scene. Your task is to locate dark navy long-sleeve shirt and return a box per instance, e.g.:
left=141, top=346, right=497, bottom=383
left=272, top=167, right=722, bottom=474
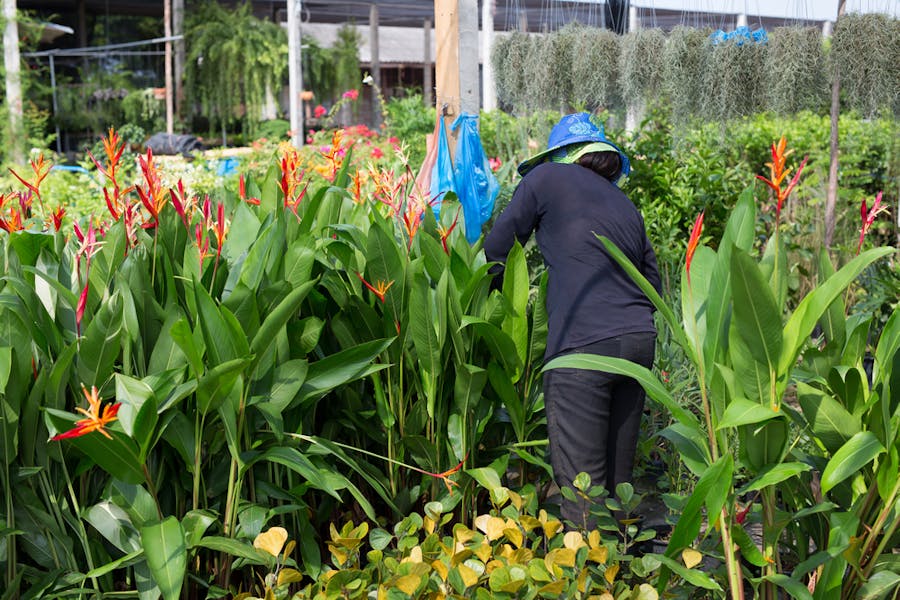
left=483, top=162, right=661, bottom=359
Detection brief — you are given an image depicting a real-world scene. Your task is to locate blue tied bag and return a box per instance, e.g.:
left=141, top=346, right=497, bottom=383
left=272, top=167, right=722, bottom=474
left=429, top=115, right=457, bottom=218
left=450, top=113, right=500, bottom=244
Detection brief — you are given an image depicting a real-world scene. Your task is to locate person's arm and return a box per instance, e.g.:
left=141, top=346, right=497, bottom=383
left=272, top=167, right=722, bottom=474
left=483, top=179, right=540, bottom=291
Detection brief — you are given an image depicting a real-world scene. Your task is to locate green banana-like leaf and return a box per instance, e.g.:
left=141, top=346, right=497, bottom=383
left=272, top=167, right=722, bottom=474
left=780, top=247, right=894, bottom=375
left=296, top=338, right=394, bottom=407
left=816, top=248, right=846, bottom=349
left=730, top=247, right=782, bottom=389
left=193, top=281, right=250, bottom=366
left=409, top=269, right=441, bottom=415
left=796, top=382, right=861, bottom=454
left=365, top=216, right=407, bottom=325
left=543, top=354, right=700, bottom=430
left=501, top=242, right=529, bottom=382
left=249, top=279, right=316, bottom=369
left=77, top=291, right=123, bottom=387
left=820, top=431, right=885, bottom=494
left=737, top=462, right=811, bottom=494
left=717, top=397, right=781, bottom=429
left=140, top=517, right=186, bottom=600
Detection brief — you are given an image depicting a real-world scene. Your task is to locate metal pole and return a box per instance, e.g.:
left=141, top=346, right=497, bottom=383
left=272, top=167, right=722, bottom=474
left=164, top=0, right=174, bottom=134
left=49, top=53, right=62, bottom=154
left=287, top=0, right=304, bottom=147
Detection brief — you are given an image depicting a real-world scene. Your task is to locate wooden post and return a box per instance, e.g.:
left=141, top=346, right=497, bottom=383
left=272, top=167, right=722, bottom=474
left=163, top=0, right=174, bottom=134
left=435, top=0, right=460, bottom=153
left=825, top=0, right=847, bottom=248
left=481, top=0, right=496, bottom=111
left=287, top=0, right=304, bottom=147
left=423, top=19, right=432, bottom=107
left=173, top=0, right=184, bottom=117
left=2, top=0, right=24, bottom=165
left=369, top=3, right=381, bottom=129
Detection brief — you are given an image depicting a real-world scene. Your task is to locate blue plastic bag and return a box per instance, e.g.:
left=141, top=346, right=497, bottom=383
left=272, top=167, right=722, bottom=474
left=450, top=113, right=500, bottom=244
left=429, top=115, right=457, bottom=218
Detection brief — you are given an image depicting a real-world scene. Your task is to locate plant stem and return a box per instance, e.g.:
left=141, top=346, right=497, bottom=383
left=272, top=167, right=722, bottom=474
left=761, top=486, right=777, bottom=600
left=59, top=452, right=100, bottom=593
left=720, top=509, right=745, bottom=600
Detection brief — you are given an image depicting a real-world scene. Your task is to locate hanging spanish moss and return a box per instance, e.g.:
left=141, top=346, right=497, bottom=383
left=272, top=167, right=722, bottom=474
left=545, top=23, right=582, bottom=110
left=831, top=13, right=899, bottom=118
left=766, top=27, right=828, bottom=115
left=701, top=37, right=767, bottom=121
left=661, top=26, right=710, bottom=122
left=571, top=26, right=622, bottom=111
left=492, top=31, right=532, bottom=112
left=524, top=34, right=557, bottom=111
left=619, top=28, right=666, bottom=107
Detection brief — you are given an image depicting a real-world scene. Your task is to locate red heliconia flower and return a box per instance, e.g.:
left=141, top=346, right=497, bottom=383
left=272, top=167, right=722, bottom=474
left=685, top=211, right=705, bottom=283
left=195, top=223, right=211, bottom=264
left=755, top=136, right=808, bottom=223
left=136, top=148, right=168, bottom=228
left=425, top=452, right=469, bottom=495
left=356, top=272, right=394, bottom=303
left=201, top=195, right=212, bottom=229
left=9, top=153, right=51, bottom=212
left=0, top=209, right=24, bottom=233
left=239, top=173, right=260, bottom=206
left=350, top=170, right=365, bottom=204
left=49, top=206, right=66, bottom=231
left=857, top=191, right=888, bottom=255
left=438, top=208, right=461, bottom=254
left=51, top=384, right=121, bottom=441
left=76, top=282, right=89, bottom=334
left=286, top=180, right=310, bottom=220
left=211, top=202, right=228, bottom=259
left=169, top=179, right=190, bottom=229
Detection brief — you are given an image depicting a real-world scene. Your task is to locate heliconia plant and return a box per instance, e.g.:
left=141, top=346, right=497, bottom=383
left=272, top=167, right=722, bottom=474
left=545, top=137, right=897, bottom=598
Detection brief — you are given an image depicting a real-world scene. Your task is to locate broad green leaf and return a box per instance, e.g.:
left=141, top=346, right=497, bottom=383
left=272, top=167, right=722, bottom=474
left=488, top=362, right=525, bottom=443
left=544, top=354, right=700, bottom=430
left=85, top=549, right=144, bottom=579
left=781, top=247, right=894, bottom=375
left=465, top=467, right=508, bottom=506
left=664, top=455, right=732, bottom=559
left=195, top=536, right=269, bottom=564
left=169, top=318, right=203, bottom=377
left=731, top=523, right=767, bottom=567
left=858, top=571, right=900, bottom=600
left=249, top=279, right=316, bottom=369
left=141, top=518, right=186, bottom=600
left=459, top=316, right=521, bottom=375
left=251, top=446, right=341, bottom=501
left=196, top=358, right=250, bottom=414
left=296, top=338, right=393, bottom=407
left=656, top=423, right=711, bottom=476
left=763, top=574, right=813, bottom=600
left=84, top=501, right=142, bottom=554
left=796, top=382, right=860, bottom=454
left=820, top=431, right=885, bottom=494
left=813, top=511, right=858, bottom=600
left=816, top=248, right=846, bottom=348
left=193, top=281, right=250, bottom=367
left=652, top=554, right=721, bottom=590
left=682, top=245, right=715, bottom=365
left=717, top=398, right=781, bottom=429
left=739, top=417, right=788, bottom=474
left=730, top=247, right=782, bottom=382
left=149, top=311, right=189, bottom=373
left=738, top=462, right=811, bottom=494
left=77, top=291, right=123, bottom=386
left=501, top=242, right=529, bottom=381
left=221, top=201, right=261, bottom=264
left=409, top=270, right=440, bottom=393
left=115, top=374, right=158, bottom=460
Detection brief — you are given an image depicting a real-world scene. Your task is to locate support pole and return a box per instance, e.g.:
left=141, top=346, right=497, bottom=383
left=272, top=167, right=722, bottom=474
left=49, top=53, right=61, bottom=154
left=164, top=0, right=174, bottom=134
left=369, top=3, right=381, bottom=129
left=435, top=0, right=460, bottom=153
left=625, top=4, right=640, bottom=133
left=287, top=0, right=304, bottom=147
left=423, top=19, right=432, bottom=107
left=481, top=0, right=496, bottom=111
left=825, top=0, right=848, bottom=248
left=458, top=0, right=479, bottom=115
left=2, top=0, right=24, bottom=165
left=173, top=0, right=184, bottom=117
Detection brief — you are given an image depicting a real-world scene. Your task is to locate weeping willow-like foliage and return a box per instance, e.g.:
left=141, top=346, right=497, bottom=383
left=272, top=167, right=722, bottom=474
left=185, top=1, right=287, bottom=133
left=492, top=31, right=533, bottom=112
left=524, top=34, right=556, bottom=111
left=701, top=38, right=767, bottom=121
left=619, top=28, right=665, bottom=107
left=766, top=26, right=828, bottom=115
left=831, top=13, right=899, bottom=118
left=661, top=26, right=709, bottom=122
left=572, top=26, right=622, bottom=111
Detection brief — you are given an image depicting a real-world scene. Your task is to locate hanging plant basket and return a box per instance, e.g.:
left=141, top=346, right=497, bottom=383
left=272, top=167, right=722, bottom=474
left=492, top=31, right=533, bottom=112
left=545, top=23, right=582, bottom=110
left=701, top=37, right=767, bottom=121
left=619, top=28, right=666, bottom=108
left=831, top=13, right=899, bottom=118
left=524, top=33, right=557, bottom=111
left=765, top=26, right=828, bottom=115
left=662, top=26, right=710, bottom=122
left=572, top=26, right=622, bottom=111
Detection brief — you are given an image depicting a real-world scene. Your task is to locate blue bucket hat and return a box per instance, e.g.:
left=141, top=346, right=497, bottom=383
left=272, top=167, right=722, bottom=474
left=517, top=112, right=630, bottom=183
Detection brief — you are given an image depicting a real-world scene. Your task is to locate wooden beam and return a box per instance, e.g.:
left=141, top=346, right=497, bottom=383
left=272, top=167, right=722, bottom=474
left=435, top=0, right=459, bottom=152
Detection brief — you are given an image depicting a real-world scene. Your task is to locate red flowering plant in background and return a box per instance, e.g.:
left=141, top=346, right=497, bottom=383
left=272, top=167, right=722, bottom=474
left=857, top=191, right=889, bottom=255
left=9, top=152, right=52, bottom=222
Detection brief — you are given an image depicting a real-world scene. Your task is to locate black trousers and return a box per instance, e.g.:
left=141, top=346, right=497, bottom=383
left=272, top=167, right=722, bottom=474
left=543, top=332, right=656, bottom=528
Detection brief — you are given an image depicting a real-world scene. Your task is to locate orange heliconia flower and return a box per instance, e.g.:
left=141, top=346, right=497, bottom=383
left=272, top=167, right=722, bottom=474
left=51, top=385, right=121, bottom=440
left=685, top=211, right=704, bottom=283
left=136, top=148, right=168, bottom=228
left=9, top=153, right=51, bottom=206
left=437, top=209, right=461, bottom=255
left=755, top=136, right=808, bottom=222
left=356, top=272, right=394, bottom=303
